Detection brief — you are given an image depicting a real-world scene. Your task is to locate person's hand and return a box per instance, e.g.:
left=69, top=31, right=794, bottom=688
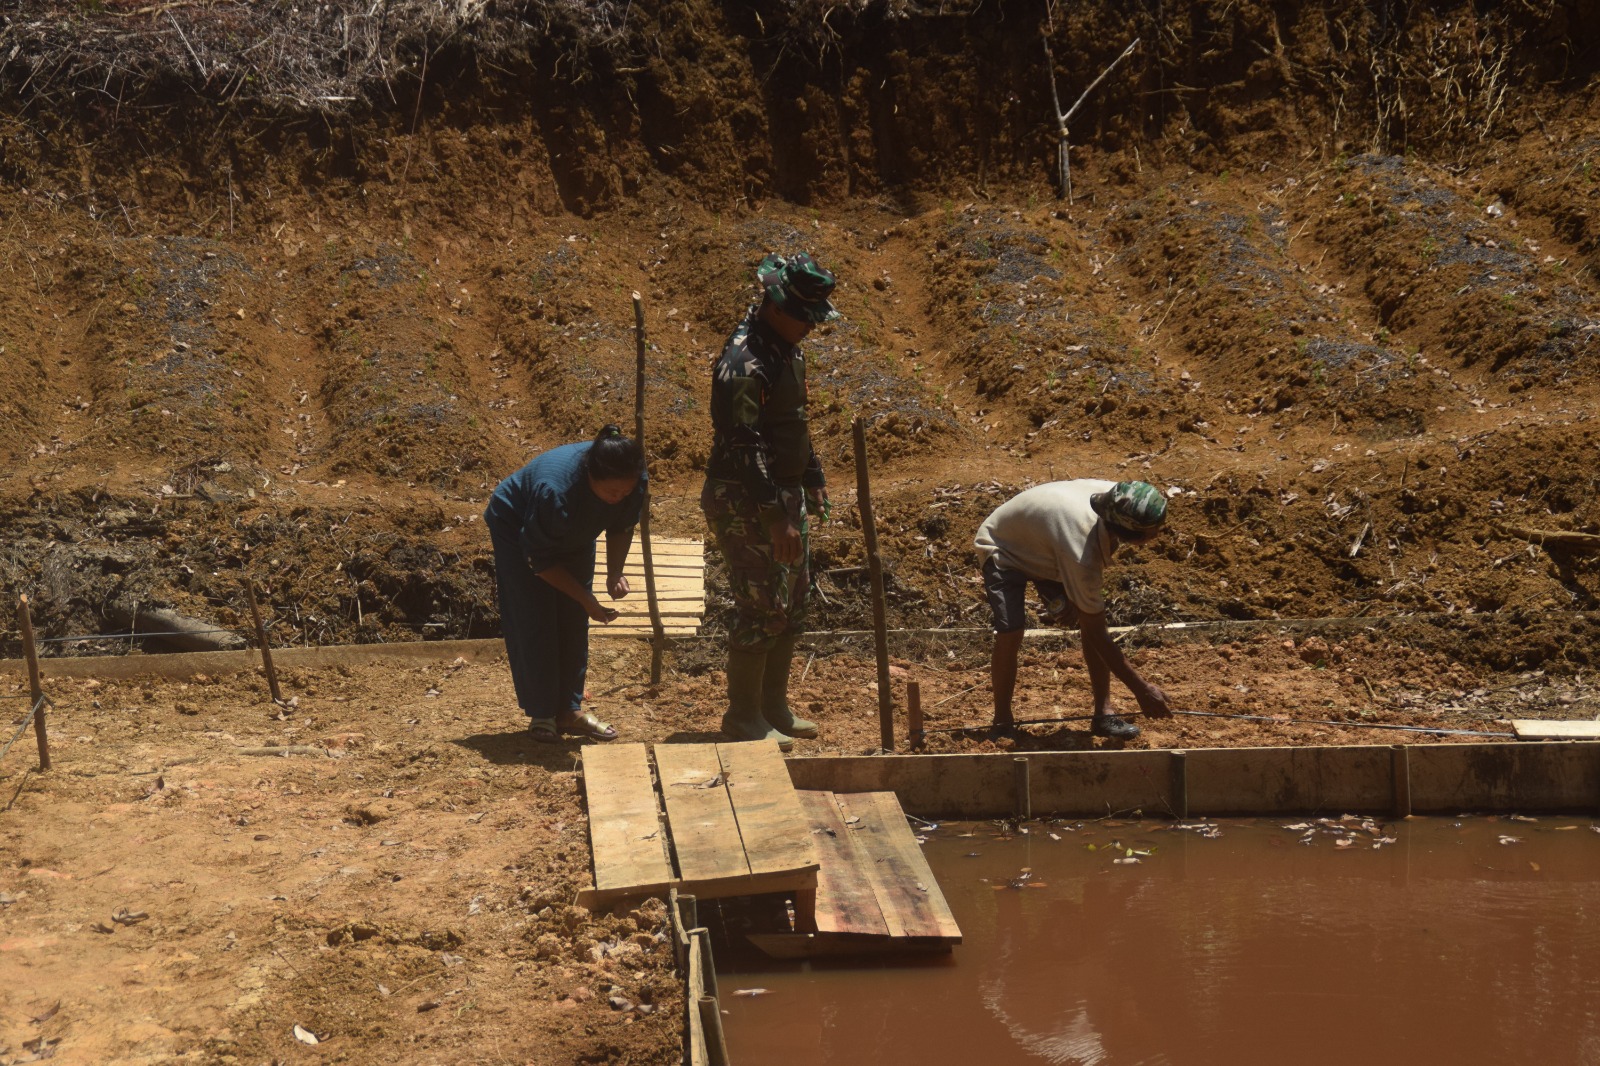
left=607, top=574, right=630, bottom=599
left=585, top=595, right=620, bottom=624
left=806, top=486, right=830, bottom=524
left=768, top=517, right=803, bottom=565
left=1136, top=682, right=1173, bottom=718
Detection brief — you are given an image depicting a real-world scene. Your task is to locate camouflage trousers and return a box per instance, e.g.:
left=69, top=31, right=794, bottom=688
left=700, top=478, right=811, bottom=653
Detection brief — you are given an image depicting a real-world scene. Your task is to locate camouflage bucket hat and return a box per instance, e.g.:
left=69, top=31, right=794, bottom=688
left=1105, top=481, right=1167, bottom=532
left=757, top=252, right=840, bottom=324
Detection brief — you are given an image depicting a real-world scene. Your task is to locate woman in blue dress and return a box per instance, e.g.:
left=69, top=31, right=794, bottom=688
left=484, top=425, right=646, bottom=741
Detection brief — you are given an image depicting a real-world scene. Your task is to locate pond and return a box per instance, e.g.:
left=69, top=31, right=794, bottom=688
left=720, top=815, right=1600, bottom=1065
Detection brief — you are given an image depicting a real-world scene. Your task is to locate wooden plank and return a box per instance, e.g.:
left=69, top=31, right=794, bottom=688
left=654, top=743, right=750, bottom=885
left=1185, top=746, right=1392, bottom=816
left=1411, top=742, right=1600, bottom=812
left=580, top=744, right=674, bottom=897
left=835, top=792, right=960, bottom=941
left=717, top=741, right=819, bottom=879
left=1513, top=720, right=1600, bottom=740
left=593, top=536, right=704, bottom=558
left=796, top=791, right=888, bottom=937
left=687, top=924, right=708, bottom=1066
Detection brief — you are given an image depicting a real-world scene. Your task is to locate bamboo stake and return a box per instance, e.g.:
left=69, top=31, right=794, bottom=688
left=852, top=417, right=894, bottom=752
left=633, top=292, right=666, bottom=686
left=699, top=996, right=730, bottom=1066
left=17, top=595, right=50, bottom=771
left=1391, top=744, right=1412, bottom=819
left=244, top=581, right=283, bottom=704
left=1169, top=749, right=1189, bottom=819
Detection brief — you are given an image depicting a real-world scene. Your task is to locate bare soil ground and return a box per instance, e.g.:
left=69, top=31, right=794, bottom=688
left=3, top=0, right=1600, bottom=1062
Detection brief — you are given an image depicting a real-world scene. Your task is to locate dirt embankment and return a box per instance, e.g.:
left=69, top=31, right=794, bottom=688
left=2, top=0, right=1598, bottom=656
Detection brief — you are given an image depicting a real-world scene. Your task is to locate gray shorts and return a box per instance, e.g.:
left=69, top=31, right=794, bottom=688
left=982, top=556, right=1072, bottom=633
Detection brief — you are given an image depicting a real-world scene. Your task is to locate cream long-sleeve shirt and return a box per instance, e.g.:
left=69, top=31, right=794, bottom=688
left=974, top=479, right=1115, bottom=615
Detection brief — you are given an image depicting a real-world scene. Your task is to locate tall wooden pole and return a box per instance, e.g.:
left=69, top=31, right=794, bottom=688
left=17, top=595, right=50, bottom=771
left=851, top=417, right=894, bottom=752
left=907, top=679, right=924, bottom=749
left=633, top=292, right=666, bottom=686
left=244, top=580, right=283, bottom=704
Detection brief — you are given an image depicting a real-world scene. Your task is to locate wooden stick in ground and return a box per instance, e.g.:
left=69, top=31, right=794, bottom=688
left=852, top=417, right=895, bottom=752
left=632, top=292, right=667, bottom=686
left=17, top=595, right=50, bottom=771
left=244, top=581, right=283, bottom=704
left=907, top=679, right=924, bottom=748
left=1043, top=34, right=1140, bottom=202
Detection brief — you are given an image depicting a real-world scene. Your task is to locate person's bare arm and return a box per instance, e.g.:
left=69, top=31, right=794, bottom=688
left=604, top=529, right=633, bottom=599
left=1078, top=610, right=1172, bottom=716
left=536, top=565, right=617, bottom=623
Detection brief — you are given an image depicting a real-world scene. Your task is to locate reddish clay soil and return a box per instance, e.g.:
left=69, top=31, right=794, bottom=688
left=3, top=1, right=1600, bottom=1062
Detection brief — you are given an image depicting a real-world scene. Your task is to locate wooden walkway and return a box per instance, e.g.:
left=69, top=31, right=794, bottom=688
left=749, top=790, right=963, bottom=958
left=579, top=741, right=962, bottom=957
left=578, top=740, right=819, bottom=909
left=588, top=536, right=704, bottom=636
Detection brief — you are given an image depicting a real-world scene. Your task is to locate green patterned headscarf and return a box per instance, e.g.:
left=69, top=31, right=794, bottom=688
left=1105, top=481, right=1167, bottom=531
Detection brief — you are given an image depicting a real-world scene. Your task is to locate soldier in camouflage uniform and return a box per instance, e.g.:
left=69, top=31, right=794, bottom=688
left=702, top=252, right=839, bottom=751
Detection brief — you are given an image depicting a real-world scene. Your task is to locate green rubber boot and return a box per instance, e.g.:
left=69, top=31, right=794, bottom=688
left=761, top=633, right=818, bottom=739
left=720, top=648, right=793, bottom=752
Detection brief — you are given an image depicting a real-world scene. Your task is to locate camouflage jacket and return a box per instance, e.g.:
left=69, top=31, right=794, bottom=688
left=706, top=306, right=825, bottom=510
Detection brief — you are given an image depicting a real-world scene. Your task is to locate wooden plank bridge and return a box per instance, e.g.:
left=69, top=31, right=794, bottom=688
left=579, top=740, right=961, bottom=957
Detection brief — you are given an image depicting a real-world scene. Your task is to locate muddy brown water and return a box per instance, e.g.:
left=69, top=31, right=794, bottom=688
left=720, top=817, right=1600, bottom=1065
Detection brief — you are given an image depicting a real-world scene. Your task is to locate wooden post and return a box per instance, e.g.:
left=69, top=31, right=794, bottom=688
left=1013, top=755, right=1031, bottom=820
left=907, top=680, right=924, bottom=748
left=244, top=581, right=283, bottom=704
left=632, top=292, right=667, bottom=686
left=17, top=595, right=50, bottom=771
left=670, top=891, right=697, bottom=971
left=1169, top=749, right=1189, bottom=820
left=686, top=923, right=708, bottom=1066
left=852, top=417, right=894, bottom=752
left=1390, top=744, right=1412, bottom=819
left=699, top=996, right=731, bottom=1066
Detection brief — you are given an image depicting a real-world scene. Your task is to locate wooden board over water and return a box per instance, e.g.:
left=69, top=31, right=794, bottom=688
left=748, top=790, right=962, bottom=958
left=834, top=791, right=962, bottom=941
